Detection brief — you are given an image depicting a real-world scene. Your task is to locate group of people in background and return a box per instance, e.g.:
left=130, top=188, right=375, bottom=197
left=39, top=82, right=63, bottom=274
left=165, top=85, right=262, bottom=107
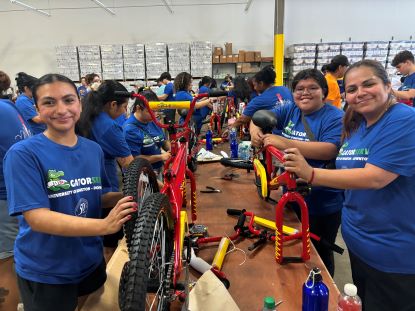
left=1, top=49, right=415, bottom=311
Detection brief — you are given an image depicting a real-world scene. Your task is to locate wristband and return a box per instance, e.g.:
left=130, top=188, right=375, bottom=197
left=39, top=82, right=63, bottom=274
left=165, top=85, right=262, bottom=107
left=307, top=168, right=315, bottom=184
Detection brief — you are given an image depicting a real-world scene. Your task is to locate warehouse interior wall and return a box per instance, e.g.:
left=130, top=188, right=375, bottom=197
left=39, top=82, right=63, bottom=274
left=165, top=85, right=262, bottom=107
left=0, top=0, right=414, bottom=78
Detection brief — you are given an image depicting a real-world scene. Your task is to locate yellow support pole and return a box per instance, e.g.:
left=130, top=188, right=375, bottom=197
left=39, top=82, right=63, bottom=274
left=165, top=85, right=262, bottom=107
left=273, top=0, right=285, bottom=86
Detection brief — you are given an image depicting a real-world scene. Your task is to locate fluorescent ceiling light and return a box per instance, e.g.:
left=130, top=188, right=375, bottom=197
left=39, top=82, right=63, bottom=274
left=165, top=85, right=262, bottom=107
left=161, top=0, right=173, bottom=14
left=10, top=0, right=51, bottom=17
left=90, top=0, right=116, bottom=15
left=245, top=0, right=254, bottom=12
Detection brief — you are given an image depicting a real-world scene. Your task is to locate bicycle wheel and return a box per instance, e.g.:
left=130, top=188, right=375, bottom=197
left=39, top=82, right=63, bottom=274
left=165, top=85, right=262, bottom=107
left=123, top=158, right=159, bottom=250
left=119, top=193, right=174, bottom=311
left=220, top=157, right=254, bottom=170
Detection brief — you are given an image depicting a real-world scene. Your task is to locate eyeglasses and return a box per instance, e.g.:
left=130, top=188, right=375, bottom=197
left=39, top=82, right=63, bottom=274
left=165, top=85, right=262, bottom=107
left=293, top=86, right=321, bottom=95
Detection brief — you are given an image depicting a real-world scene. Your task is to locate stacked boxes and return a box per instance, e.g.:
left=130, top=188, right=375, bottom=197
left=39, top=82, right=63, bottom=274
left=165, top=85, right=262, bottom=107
left=364, top=41, right=389, bottom=68
left=78, top=45, right=102, bottom=78
left=190, top=41, right=212, bottom=77
left=55, top=45, right=79, bottom=81
left=168, top=42, right=190, bottom=78
left=145, top=43, right=167, bottom=79
left=123, top=44, right=145, bottom=80
left=316, top=42, right=341, bottom=69
left=340, top=42, right=364, bottom=65
left=100, top=44, right=123, bottom=80
left=286, top=43, right=317, bottom=78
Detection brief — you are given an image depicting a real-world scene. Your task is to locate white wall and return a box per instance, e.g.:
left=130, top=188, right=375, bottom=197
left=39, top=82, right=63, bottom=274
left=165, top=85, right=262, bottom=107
left=0, top=0, right=414, bottom=79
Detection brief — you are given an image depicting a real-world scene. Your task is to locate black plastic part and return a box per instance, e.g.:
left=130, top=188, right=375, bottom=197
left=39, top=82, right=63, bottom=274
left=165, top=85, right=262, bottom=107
left=281, top=256, right=304, bottom=264
left=209, top=90, right=229, bottom=97
left=252, top=110, right=278, bottom=134
left=234, top=212, right=247, bottom=231
left=226, top=209, right=243, bottom=216
left=248, top=237, right=267, bottom=251
left=318, top=239, right=345, bottom=255
left=220, top=158, right=254, bottom=170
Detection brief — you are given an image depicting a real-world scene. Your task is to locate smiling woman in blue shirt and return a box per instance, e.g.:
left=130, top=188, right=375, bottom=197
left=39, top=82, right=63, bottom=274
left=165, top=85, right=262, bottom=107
left=281, top=60, right=415, bottom=311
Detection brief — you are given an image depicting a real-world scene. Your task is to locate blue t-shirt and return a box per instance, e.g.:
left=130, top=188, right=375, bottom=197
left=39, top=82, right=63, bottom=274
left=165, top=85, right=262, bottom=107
left=399, top=72, right=415, bottom=106
left=0, top=99, right=32, bottom=200
left=336, top=104, right=415, bottom=273
left=123, top=115, right=166, bottom=169
left=4, top=134, right=110, bottom=284
left=115, top=113, right=127, bottom=126
left=198, top=85, right=211, bottom=119
left=163, top=82, right=174, bottom=101
left=271, top=103, right=344, bottom=215
left=91, top=112, right=131, bottom=191
left=77, top=85, right=88, bottom=98
left=243, top=86, right=294, bottom=118
left=176, top=91, right=204, bottom=129
left=15, top=94, right=46, bottom=135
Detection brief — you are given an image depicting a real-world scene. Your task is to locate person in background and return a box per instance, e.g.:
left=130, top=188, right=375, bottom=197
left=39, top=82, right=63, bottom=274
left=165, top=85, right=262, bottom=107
left=85, top=73, right=101, bottom=93
left=250, top=69, right=344, bottom=276
left=0, top=71, right=32, bottom=311
left=77, top=80, right=133, bottom=262
left=230, top=65, right=294, bottom=130
left=157, top=72, right=175, bottom=123
left=229, top=76, right=251, bottom=104
left=123, top=89, right=171, bottom=178
left=391, top=50, right=415, bottom=106
left=15, top=72, right=46, bottom=135
left=198, top=76, right=213, bottom=121
left=155, top=77, right=166, bottom=96
left=4, top=73, right=135, bottom=311
left=247, top=77, right=258, bottom=100
left=174, top=72, right=213, bottom=135
left=220, top=74, right=233, bottom=90
left=77, top=76, right=88, bottom=98
left=320, top=64, right=328, bottom=75
left=0, top=70, right=14, bottom=101
left=325, top=55, right=349, bottom=109
left=282, top=60, right=415, bottom=310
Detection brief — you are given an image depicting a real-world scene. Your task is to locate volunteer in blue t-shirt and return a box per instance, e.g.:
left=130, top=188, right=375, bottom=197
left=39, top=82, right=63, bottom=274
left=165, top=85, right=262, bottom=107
left=231, top=66, right=293, bottom=131
left=4, top=74, right=135, bottom=311
left=174, top=72, right=212, bottom=135
left=15, top=72, right=46, bottom=134
left=251, top=69, right=344, bottom=276
left=77, top=77, right=88, bottom=98
left=77, top=80, right=133, bottom=261
left=157, top=72, right=176, bottom=123
left=282, top=60, right=415, bottom=311
left=124, top=89, right=171, bottom=174
left=0, top=96, right=31, bottom=311
left=198, top=76, right=213, bottom=120
left=391, top=50, right=415, bottom=106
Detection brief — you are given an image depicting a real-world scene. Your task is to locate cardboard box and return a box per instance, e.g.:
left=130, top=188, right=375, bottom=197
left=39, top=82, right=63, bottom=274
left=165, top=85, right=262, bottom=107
left=238, top=50, right=245, bottom=62
left=236, top=63, right=242, bottom=73
left=220, top=55, right=227, bottom=63
left=213, top=47, right=223, bottom=56
left=225, top=42, right=232, bottom=55
left=254, top=51, right=261, bottom=62
left=212, top=55, right=220, bottom=63
left=232, top=54, right=239, bottom=62
left=241, top=63, right=251, bottom=73
left=261, top=56, right=273, bottom=62
left=245, top=51, right=255, bottom=62
left=227, top=55, right=234, bottom=63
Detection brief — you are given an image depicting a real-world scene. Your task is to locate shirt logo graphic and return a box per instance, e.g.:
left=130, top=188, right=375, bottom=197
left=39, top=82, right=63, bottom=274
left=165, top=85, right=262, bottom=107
left=75, top=198, right=88, bottom=217
left=47, top=170, right=71, bottom=192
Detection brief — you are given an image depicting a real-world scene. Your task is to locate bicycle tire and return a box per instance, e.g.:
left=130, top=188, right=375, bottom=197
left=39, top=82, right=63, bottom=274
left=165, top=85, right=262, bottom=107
left=123, top=158, right=159, bottom=251
left=220, top=157, right=254, bottom=170
left=119, top=193, right=174, bottom=311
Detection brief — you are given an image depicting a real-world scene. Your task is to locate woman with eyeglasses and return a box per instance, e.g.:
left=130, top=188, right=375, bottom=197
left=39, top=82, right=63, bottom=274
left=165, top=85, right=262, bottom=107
left=250, top=68, right=344, bottom=276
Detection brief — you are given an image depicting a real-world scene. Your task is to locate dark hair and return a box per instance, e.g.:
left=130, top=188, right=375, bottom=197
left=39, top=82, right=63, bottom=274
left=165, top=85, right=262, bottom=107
left=0, top=71, right=11, bottom=93
left=77, top=80, right=129, bottom=138
left=254, top=65, right=276, bottom=85
left=233, top=76, right=251, bottom=102
left=85, top=73, right=100, bottom=85
left=15, top=72, right=38, bottom=94
left=131, top=89, right=158, bottom=113
left=292, top=69, right=329, bottom=99
left=342, top=59, right=393, bottom=141
left=210, top=78, right=217, bottom=89
left=321, top=64, right=328, bottom=73
left=326, top=55, right=350, bottom=73
left=31, top=74, right=78, bottom=107
left=174, top=72, right=192, bottom=92
left=159, top=72, right=171, bottom=81
left=391, top=50, right=415, bottom=67
left=198, top=76, right=212, bottom=88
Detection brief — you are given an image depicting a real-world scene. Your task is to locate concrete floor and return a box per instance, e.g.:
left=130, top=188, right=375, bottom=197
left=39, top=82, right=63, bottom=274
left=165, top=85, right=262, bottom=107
left=333, top=227, right=353, bottom=294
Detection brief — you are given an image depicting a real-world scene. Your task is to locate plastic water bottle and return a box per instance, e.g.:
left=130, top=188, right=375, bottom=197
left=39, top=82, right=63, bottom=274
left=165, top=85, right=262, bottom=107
left=230, top=128, right=238, bottom=158
left=337, top=284, right=362, bottom=311
left=261, top=296, right=277, bottom=311
left=238, top=141, right=251, bottom=161
left=206, top=126, right=213, bottom=151
left=302, top=267, right=329, bottom=311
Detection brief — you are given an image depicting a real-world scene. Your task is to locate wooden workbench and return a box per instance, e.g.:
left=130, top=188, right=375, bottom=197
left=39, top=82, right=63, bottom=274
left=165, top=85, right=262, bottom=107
left=83, top=160, right=340, bottom=311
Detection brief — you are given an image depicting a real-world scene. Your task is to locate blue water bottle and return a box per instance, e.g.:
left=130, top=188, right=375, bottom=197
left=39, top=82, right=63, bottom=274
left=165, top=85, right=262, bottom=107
left=302, top=267, right=329, bottom=311
left=230, top=128, right=238, bottom=158
left=206, top=126, right=213, bottom=151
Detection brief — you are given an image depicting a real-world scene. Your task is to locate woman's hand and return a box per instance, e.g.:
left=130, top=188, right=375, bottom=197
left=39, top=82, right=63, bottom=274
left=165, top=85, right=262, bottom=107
left=250, top=126, right=264, bottom=148
left=263, top=134, right=289, bottom=150
left=161, top=151, right=172, bottom=161
left=283, top=148, right=314, bottom=181
left=103, top=196, right=137, bottom=235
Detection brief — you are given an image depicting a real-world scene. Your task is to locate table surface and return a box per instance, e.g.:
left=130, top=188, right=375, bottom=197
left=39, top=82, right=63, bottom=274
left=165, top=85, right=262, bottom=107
left=83, top=159, right=340, bottom=311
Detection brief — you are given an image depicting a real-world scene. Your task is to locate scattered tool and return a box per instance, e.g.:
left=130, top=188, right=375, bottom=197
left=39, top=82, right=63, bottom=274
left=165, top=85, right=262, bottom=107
left=200, top=186, right=222, bottom=193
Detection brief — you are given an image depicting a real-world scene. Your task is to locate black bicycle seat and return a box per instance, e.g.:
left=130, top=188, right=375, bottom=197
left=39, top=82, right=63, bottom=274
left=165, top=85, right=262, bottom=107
left=252, top=110, right=278, bottom=134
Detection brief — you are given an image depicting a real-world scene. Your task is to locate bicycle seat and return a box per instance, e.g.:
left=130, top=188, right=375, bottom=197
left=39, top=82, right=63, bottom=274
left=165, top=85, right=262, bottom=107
left=252, top=110, right=278, bottom=134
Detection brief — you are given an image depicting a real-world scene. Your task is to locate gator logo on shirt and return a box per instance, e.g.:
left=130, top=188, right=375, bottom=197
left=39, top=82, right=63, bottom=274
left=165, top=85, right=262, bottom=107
left=47, top=170, right=70, bottom=192
left=284, top=120, right=295, bottom=135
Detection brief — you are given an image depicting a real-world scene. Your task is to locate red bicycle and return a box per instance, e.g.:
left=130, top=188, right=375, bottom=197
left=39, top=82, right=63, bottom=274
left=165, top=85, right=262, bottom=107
left=118, top=90, right=227, bottom=311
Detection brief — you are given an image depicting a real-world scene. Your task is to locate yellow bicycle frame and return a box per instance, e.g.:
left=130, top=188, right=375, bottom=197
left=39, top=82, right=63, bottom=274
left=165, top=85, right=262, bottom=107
left=253, top=158, right=268, bottom=198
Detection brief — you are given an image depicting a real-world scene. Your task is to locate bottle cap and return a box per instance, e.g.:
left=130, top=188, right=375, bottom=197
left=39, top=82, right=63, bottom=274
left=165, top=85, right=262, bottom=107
left=264, top=296, right=276, bottom=308
left=344, top=283, right=357, bottom=296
